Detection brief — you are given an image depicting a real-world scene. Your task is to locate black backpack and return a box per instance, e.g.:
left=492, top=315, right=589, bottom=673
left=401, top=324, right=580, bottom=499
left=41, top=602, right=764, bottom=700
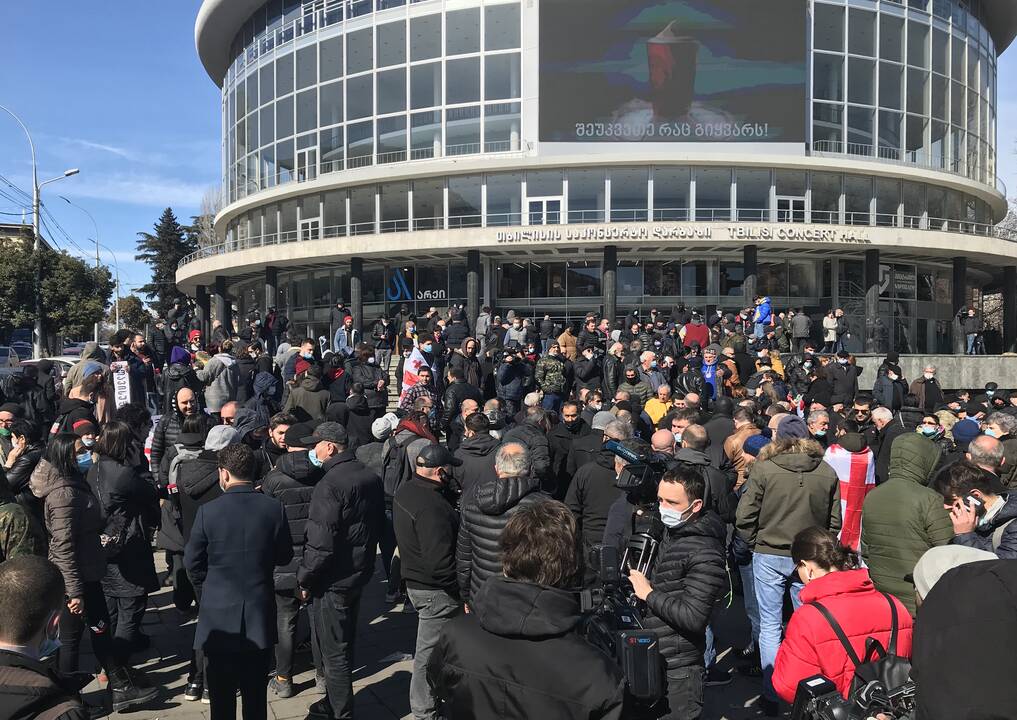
left=381, top=432, right=417, bottom=499
left=810, top=592, right=912, bottom=695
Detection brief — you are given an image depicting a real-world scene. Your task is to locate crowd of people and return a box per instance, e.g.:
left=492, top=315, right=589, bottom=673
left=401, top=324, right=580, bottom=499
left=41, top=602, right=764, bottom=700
left=0, top=293, right=1014, bottom=720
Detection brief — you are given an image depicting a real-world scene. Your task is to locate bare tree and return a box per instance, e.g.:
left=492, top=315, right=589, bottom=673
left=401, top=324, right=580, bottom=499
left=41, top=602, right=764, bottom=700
left=193, top=186, right=222, bottom=248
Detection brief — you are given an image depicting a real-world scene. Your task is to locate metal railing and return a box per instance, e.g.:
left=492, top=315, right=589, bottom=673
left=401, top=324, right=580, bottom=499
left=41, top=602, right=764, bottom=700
left=180, top=206, right=1017, bottom=268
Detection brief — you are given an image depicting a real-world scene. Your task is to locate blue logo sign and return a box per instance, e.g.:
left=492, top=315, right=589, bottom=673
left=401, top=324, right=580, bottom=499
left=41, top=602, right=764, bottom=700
left=387, top=268, right=412, bottom=302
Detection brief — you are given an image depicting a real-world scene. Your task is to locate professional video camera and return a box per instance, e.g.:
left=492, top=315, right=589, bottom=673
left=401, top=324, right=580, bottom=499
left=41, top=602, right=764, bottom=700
left=792, top=675, right=916, bottom=720
left=604, top=439, right=669, bottom=506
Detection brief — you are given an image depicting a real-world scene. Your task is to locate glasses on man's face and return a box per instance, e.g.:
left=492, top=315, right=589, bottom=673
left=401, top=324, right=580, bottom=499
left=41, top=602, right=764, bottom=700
left=853, top=408, right=869, bottom=415
left=0, top=418, right=13, bottom=426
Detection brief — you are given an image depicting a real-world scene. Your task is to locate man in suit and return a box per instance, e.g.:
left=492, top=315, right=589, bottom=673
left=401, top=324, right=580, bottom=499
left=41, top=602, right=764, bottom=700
left=185, top=443, right=293, bottom=720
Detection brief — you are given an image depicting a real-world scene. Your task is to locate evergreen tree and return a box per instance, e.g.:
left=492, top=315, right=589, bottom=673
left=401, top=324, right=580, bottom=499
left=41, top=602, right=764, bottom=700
left=135, top=208, right=197, bottom=318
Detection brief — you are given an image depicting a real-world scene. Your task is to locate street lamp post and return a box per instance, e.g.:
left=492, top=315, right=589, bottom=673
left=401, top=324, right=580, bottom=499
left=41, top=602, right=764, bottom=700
left=59, top=196, right=103, bottom=342
left=0, top=103, right=78, bottom=359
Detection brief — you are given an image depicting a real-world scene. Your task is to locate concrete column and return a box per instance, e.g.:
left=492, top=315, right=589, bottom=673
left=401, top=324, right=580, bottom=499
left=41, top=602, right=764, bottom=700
left=467, top=250, right=481, bottom=334
left=864, top=250, right=879, bottom=353
left=350, top=257, right=364, bottom=336
left=264, top=266, right=278, bottom=311
left=603, top=245, right=618, bottom=324
left=1004, top=266, right=1017, bottom=353
left=214, top=275, right=232, bottom=336
left=953, top=256, right=968, bottom=355
left=195, top=285, right=210, bottom=341
left=742, top=244, right=758, bottom=308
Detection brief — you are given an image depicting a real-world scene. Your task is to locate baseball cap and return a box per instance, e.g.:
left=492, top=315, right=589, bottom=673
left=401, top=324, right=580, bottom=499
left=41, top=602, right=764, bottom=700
left=284, top=422, right=318, bottom=449
left=415, top=444, right=462, bottom=468
left=300, top=422, right=348, bottom=446
left=372, top=413, right=400, bottom=441
left=912, top=545, right=996, bottom=599
left=205, top=425, right=239, bottom=452
left=591, top=410, right=615, bottom=431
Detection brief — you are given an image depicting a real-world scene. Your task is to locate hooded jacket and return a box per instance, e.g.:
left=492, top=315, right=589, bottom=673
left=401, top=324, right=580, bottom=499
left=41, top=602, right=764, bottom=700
left=196, top=352, right=239, bottom=412
left=456, top=474, right=549, bottom=603
left=753, top=297, right=773, bottom=325
left=447, top=343, right=483, bottom=389
left=735, top=439, right=842, bottom=557
left=326, top=393, right=375, bottom=449
left=772, top=569, right=914, bottom=704
left=428, top=576, right=626, bottom=720
left=245, top=371, right=280, bottom=425
left=162, top=362, right=203, bottom=415
left=642, top=509, right=728, bottom=672
left=261, top=450, right=323, bottom=590
left=283, top=374, right=330, bottom=423
left=451, top=433, right=500, bottom=500
left=176, top=447, right=223, bottom=545
left=29, top=460, right=106, bottom=600
left=861, top=434, right=952, bottom=617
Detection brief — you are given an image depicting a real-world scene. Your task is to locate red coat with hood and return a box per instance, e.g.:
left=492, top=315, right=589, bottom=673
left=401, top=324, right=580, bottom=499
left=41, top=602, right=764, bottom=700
left=772, top=568, right=913, bottom=704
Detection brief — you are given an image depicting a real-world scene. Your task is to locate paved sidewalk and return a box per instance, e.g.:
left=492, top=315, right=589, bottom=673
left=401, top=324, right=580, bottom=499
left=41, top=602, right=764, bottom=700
left=80, top=557, right=774, bottom=719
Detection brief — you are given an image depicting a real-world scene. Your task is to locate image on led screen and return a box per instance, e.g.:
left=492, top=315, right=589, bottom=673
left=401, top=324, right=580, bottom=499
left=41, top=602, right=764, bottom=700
left=539, top=0, right=807, bottom=143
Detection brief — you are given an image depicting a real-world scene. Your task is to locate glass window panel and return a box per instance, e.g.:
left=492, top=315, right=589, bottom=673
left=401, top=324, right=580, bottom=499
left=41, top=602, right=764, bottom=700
left=236, top=82, right=246, bottom=123
left=813, top=102, right=843, bottom=147
left=682, top=260, right=709, bottom=296
left=878, top=109, right=902, bottom=155
left=814, top=4, right=844, bottom=52
left=485, top=101, right=521, bottom=152
left=952, top=36, right=965, bottom=83
left=320, top=126, right=344, bottom=172
left=261, top=144, right=276, bottom=188
left=411, top=62, right=441, bottom=109
left=280, top=198, right=297, bottom=233
left=347, top=29, right=373, bottom=74
left=246, top=74, right=259, bottom=113
left=695, top=167, right=730, bottom=220
left=653, top=167, right=689, bottom=220
left=260, top=106, right=274, bottom=147
left=848, top=57, right=875, bottom=105
left=527, top=170, right=562, bottom=198
left=320, top=36, right=342, bottom=81
left=903, top=181, right=925, bottom=224
left=644, top=261, right=681, bottom=296
left=349, top=186, right=375, bottom=233
left=567, top=262, right=601, bottom=298
left=448, top=174, right=482, bottom=227
left=377, top=21, right=406, bottom=67
left=879, top=62, right=903, bottom=109
left=347, top=74, right=373, bottom=119
left=736, top=169, right=770, bottom=221
left=931, top=74, right=947, bottom=119
left=411, top=110, right=441, bottom=159
left=485, top=53, right=520, bottom=100
left=319, top=81, right=343, bottom=127
left=776, top=170, right=806, bottom=196
left=410, top=15, right=441, bottom=61
left=718, top=260, right=743, bottom=297
left=844, top=175, right=871, bottom=224
left=789, top=260, right=817, bottom=298
left=446, top=8, right=480, bottom=55
left=296, top=45, right=317, bottom=89
left=927, top=185, right=945, bottom=224
left=276, top=95, right=294, bottom=138
left=618, top=260, right=644, bottom=298
left=380, top=182, right=409, bottom=231
left=498, top=262, right=528, bottom=299
left=811, top=171, right=840, bottom=223
left=486, top=171, right=522, bottom=226
left=296, top=88, right=316, bottom=134
left=416, top=264, right=449, bottom=301
left=347, top=120, right=373, bottom=164
left=610, top=167, right=648, bottom=221
left=814, top=53, right=844, bottom=101
left=759, top=260, right=788, bottom=297
left=876, top=178, right=900, bottom=225
left=259, top=63, right=275, bottom=105
left=932, top=28, right=948, bottom=75
left=839, top=259, right=864, bottom=298
left=413, top=178, right=444, bottom=229
left=247, top=112, right=259, bottom=150
left=568, top=169, right=606, bottom=222
left=880, top=14, right=904, bottom=63
left=377, top=115, right=407, bottom=161
left=530, top=262, right=558, bottom=298
left=447, top=58, right=480, bottom=104
left=847, top=105, right=874, bottom=148
left=848, top=9, right=875, bottom=56
left=277, top=138, right=295, bottom=183
left=967, top=40, right=977, bottom=87
left=377, top=68, right=406, bottom=114
left=446, top=105, right=481, bottom=154
left=907, top=20, right=929, bottom=67
left=907, top=67, right=928, bottom=115
left=905, top=114, right=928, bottom=162
left=276, top=53, right=294, bottom=96
left=485, top=3, right=520, bottom=51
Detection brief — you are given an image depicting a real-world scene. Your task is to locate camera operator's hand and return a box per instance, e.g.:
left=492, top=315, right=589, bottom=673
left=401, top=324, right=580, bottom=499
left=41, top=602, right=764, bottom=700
left=628, top=568, right=652, bottom=601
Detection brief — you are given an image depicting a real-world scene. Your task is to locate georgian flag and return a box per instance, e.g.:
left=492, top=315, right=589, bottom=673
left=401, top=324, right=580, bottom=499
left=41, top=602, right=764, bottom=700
left=823, top=445, right=876, bottom=552
left=401, top=345, right=432, bottom=396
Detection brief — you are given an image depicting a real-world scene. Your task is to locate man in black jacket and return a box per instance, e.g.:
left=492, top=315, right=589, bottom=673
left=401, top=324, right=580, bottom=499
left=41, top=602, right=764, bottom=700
left=548, top=401, right=591, bottom=501
left=394, top=445, right=462, bottom=720
left=185, top=444, right=293, bottom=720
left=451, top=411, right=498, bottom=500
left=298, top=423, right=385, bottom=720
left=429, top=500, right=625, bottom=720
left=628, top=464, right=728, bottom=720
left=441, top=367, right=483, bottom=446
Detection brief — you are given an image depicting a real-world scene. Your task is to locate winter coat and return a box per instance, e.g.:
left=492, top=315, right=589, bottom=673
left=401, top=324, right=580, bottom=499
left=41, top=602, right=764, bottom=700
left=951, top=492, right=1017, bottom=558
left=0, top=650, right=88, bottom=720
left=495, top=360, right=528, bottom=401
left=441, top=381, right=484, bottom=433
left=602, top=354, right=623, bottom=399
left=909, top=376, right=944, bottom=413
left=0, top=495, right=43, bottom=562
left=753, top=297, right=773, bottom=325
left=861, top=434, right=951, bottom=617
left=261, top=450, right=323, bottom=591
left=457, top=474, right=548, bottom=603
left=176, top=449, right=223, bottom=544
left=234, top=354, right=257, bottom=405
left=872, top=375, right=907, bottom=412
left=502, top=421, right=552, bottom=489
left=556, top=330, right=578, bottom=361
left=283, top=375, right=330, bottom=423
left=347, top=361, right=388, bottom=412
left=874, top=410, right=921, bottom=485
left=151, top=410, right=189, bottom=486
left=822, top=316, right=839, bottom=342
left=535, top=355, right=567, bottom=395
left=326, top=393, right=375, bottom=449
left=29, top=460, right=106, bottom=600
left=826, top=362, right=859, bottom=406
left=674, top=370, right=706, bottom=399
left=724, top=425, right=761, bottom=489
left=297, top=450, right=385, bottom=596
left=86, top=457, right=160, bottom=597
left=772, top=569, right=914, bottom=704
left=447, top=347, right=482, bottom=389
left=196, top=352, right=239, bottom=412
left=671, top=448, right=738, bottom=523
left=162, top=363, right=203, bottom=415
left=682, top=322, right=710, bottom=348
left=393, top=475, right=460, bottom=592
left=642, top=510, right=728, bottom=672
left=428, top=576, right=626, bottom=720
left=549, top=419, right=591, bottom=499
left=4, top=444, right=44, bottom=514
left=566, top=451, right=622, bottom=558
left=49, top=398, right=97, bottom=439
left=735, top=439, right=842, bottom=557
left=790, top=313, right=812, bottom=339
left=573, top=356, right=602, bottom=394
left=451, top=433, right=500, bottom=500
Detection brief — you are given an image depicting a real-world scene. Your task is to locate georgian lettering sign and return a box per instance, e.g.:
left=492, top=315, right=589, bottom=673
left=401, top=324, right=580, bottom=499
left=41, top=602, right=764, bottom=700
left=495, top=224, right=871, bottom=244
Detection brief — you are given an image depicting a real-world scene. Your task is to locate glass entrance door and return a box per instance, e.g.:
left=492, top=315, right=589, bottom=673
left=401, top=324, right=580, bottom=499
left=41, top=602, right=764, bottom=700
left=297, top=148, right=318, bottom=182
left=776, top=196, right=805, bottom=223
left=527, top=197, right=562, bottom=225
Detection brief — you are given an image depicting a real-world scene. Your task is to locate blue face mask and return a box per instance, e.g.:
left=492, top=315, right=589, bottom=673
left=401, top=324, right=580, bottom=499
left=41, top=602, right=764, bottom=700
left=308, top=448, right=324, bottom=468
left=921, top=426, right=940, bottom=438
left=987, top=390, right=996, bottom=397
left=660, top=504, right=695, bottom=529
left=302, top=352, right=314, bottom=360
left=37, top=613, right=61, bottom=659
left=813, top=429, right=827, bottom=438
left=76, top=452, right=93, bottom=472
left=650, top=361, right=658, bottom=369
left=422, top=344, right=433, bottom=353
left=984, top=428, right=998, bottom=438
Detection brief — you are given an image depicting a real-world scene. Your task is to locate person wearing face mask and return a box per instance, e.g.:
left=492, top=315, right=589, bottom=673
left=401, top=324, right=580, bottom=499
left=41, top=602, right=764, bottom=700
left=185, top=443, right=293, bottom=720
left=826, top=351, right=859, bottom=413
left=0, top=556, right=91, bottom=719
left=872, top=361, right=907, bottom=413
left=909, top=364, right=944, bottom=414
left=29, top=433, right=159, bottom=711
left=535, top=342, right=568, bottom=412
left=917, top=413, right=955, bottom=458
left=393, top=444, right=462, bottom=720
left=771, top=527, right=913, bottom=705
left=627, top=464, right=727, bottom=720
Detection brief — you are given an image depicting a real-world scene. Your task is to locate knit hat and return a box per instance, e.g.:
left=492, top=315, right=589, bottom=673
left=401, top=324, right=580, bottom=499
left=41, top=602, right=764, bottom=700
left=71, top=420, right=97, bottom=437
left=188, top=329, right=202, bottom=343
left=951, top=418, right=981, bottom=446
left=743, top=434, right=770, bottom=457
left=836, top=432, right=867, bottom=453
left=912, top=545, right=996, bottom=599
left=205, top=425, right=239, bottom=451
left=885, top=363, right=903, bottom=377
left=591, top=410, right=615, bottom=431
left=776, top=415, right=809, bottom=440
left=372, top=413, right=400, bottom=441
left=169, top=346, right=191, bottom=365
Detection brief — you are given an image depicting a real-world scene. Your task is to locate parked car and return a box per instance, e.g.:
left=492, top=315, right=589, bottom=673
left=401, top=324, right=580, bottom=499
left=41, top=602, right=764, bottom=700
left=20, top=357, right=77, bottom=381
left=0, top=347, right=22, bottom=377
left=9, top=342, right=31, bottom=360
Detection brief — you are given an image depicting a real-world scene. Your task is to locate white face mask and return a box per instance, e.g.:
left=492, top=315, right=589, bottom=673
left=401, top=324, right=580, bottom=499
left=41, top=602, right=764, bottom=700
left=924, top=372, right=934, bottom=380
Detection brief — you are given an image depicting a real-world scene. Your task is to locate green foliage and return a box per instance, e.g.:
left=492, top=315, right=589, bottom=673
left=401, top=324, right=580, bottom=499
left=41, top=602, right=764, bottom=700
left=135, top=208, right=197, bottom=318
left=110, top=295, right=153, bottom=332
left=0, top=244, right=113, bottom=338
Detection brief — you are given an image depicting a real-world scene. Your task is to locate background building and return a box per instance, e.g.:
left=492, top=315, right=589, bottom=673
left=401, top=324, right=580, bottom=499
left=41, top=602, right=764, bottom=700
left=180, top=0, right=1017, bottom=354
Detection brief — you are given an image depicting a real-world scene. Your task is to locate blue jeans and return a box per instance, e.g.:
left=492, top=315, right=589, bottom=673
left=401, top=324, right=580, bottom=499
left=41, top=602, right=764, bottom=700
left=754, top=322, right=766, bottom=339
left=753, top=553, right=803, bottom=702
left=541, top=392, right=562, bottom=413
left=967, top=333, right=978, bottom=354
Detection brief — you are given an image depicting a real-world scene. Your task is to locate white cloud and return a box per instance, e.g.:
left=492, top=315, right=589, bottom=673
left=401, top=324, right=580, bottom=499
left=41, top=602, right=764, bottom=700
left=57, top=137, right=136, bottom=160
left=58, top=173, right=211, bottom=208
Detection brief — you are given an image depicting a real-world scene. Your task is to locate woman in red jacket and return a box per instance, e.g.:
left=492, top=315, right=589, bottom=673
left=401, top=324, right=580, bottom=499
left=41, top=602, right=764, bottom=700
left=772, top=527, right=913, bottom=704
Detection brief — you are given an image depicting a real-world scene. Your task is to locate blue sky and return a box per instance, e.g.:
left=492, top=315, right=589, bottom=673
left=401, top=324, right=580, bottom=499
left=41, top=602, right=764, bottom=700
left=0, top=2, right=1015, bottom=306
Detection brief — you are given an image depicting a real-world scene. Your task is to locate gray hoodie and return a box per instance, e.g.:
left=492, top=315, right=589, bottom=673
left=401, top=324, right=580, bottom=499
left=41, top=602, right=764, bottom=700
left=196, top=352, right=239, bottom=412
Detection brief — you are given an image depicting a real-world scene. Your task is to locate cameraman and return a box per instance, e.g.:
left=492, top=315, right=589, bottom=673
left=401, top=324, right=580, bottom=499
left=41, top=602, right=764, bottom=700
left=628, top=465, right=727, bottom=720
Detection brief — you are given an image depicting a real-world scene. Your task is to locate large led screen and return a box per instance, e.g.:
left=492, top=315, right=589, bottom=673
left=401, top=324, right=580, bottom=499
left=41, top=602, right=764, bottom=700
left=539, top=0, right=807, bottom=143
